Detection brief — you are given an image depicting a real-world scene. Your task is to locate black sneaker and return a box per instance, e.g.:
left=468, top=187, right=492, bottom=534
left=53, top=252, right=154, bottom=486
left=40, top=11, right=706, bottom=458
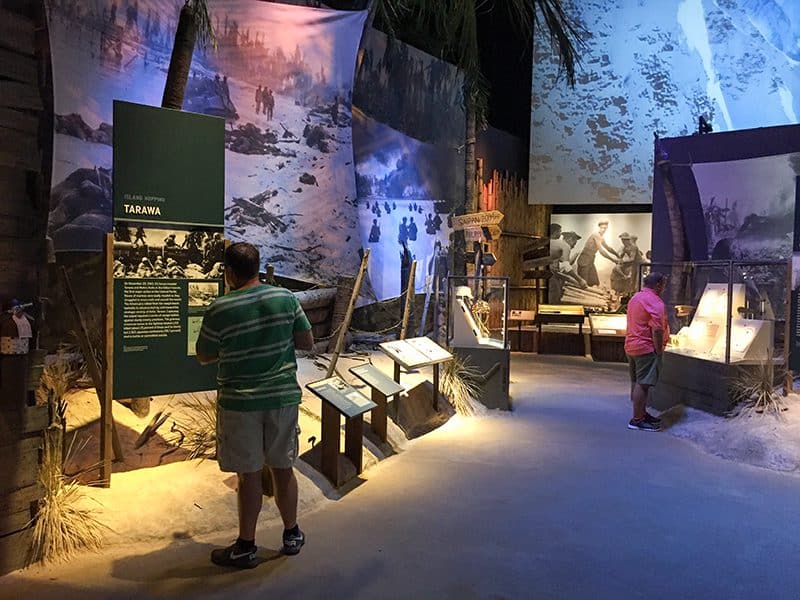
left=628, top=418, right=660, bottom=432
left=282, top=528, right=305, bottom=556
left=210, top=541, right=258, bottom=569
left=644, top=411, right=662, bottom=425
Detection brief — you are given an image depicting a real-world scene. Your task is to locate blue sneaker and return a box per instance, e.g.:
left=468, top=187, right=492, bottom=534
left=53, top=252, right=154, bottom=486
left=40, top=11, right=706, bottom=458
left=628, top=418, right=660, bottom=432
left=282, top=528, right=305, bottom=556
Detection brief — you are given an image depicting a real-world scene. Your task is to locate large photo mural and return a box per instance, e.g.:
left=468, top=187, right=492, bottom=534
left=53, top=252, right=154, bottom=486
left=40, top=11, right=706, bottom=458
left=45, top=0, right=366, bottom=286
left=548, top=212, right=652, bottom=307
left=530, top=0, right=800, bottom=205
left=353, top=29, right=463, bottom=301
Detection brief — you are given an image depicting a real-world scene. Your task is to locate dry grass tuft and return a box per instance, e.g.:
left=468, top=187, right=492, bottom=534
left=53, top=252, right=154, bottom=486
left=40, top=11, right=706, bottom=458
left=441, top=354, right=486, bottom=416
left=171, top=392, right=218, bottom=460
left=729, top=355, right=786, bottom=419
left=31, top=429, right=108, bottom=564
left=35, top=352, right=78, bottom=408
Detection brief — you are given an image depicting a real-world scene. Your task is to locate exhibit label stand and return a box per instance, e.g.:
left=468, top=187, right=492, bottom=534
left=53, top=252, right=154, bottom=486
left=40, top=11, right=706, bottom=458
left=378, top=337, right=453, bottom=410
left=349, top=363, right=404, bottom=443
left=306, top=377, right=377, bottom=487
left=534, top=304, right=590, bottom=357
left=509, top=309, right=535, bottom=352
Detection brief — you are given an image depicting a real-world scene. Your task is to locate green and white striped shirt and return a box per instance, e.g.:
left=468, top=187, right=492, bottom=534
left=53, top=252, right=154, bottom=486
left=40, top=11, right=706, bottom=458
left=197, top=285, right=311, bottom=411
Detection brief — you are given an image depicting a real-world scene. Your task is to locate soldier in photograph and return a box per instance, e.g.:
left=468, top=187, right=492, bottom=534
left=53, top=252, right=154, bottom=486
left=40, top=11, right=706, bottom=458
left=576, top=221, right=620, bottom=287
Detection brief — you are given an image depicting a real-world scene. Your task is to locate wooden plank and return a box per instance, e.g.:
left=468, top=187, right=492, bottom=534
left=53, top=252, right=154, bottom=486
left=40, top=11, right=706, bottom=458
left=0, top=238, right=39, bottom=257
left=0, top=80, right=43, bottom=111
left=0, top=213, right=37, bottom=238
left=0, top=524, right=33, bottom=575
left=0, top=405, right=49, bottom=445
left=0, top=436, right=41, bottom=495
left=0, top=165, right=29, bottom=200
left=0, top=264, right=37, bottom=297
left=0, top=507, right=32, bottom=537
left=0, top=482, right=44, bottom=516
left=0, top=47, right=37, bottom=85
left=0, top=9, right=36, bottom=56
left=0, top=106, right=39, bottom=136
left=101, top=234, right=115, bottom=483
left=0, top=126, right=39, bottom=171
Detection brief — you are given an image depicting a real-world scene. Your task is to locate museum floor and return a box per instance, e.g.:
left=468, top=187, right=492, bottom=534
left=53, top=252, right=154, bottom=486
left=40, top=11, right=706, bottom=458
left=5, top=354, right=800, bottom=599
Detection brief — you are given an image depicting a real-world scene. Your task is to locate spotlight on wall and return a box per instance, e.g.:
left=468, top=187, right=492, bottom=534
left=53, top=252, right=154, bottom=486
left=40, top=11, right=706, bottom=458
left=698, top=115, right=713, bottom=135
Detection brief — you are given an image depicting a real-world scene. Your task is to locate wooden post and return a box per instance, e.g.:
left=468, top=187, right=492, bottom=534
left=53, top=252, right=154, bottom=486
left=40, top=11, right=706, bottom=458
left=325, top=249, right=370, bottom=378
left=399, top=260, right=416, bottom=340
left=344, top=415, right=364, bottom=474
left=785, top=257, right=793, bottom=396
left=371, top=387, right=388, bottom=443
left=432, top=362, right=440, bottom=411
left=102, top=234, right=117, bottom=485
left=320, top=401, right=340, bottom=486
left=265, top=264, right=276, bottom=286
left=61, top=259, right=122, bottom=484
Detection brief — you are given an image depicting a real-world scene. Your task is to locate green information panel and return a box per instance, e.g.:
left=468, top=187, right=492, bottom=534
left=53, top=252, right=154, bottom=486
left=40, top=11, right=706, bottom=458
left=306, top=377, right=377, bottom=419
left=113, top=101, right=224, bottom=226
left=112, top=101, right=225, bottom=399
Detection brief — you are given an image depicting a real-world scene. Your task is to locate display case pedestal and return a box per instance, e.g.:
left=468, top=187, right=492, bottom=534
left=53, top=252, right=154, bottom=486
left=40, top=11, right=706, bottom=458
left=651, top=352, right=765, bottom=416
left=452, top=346, right=511, bottom=411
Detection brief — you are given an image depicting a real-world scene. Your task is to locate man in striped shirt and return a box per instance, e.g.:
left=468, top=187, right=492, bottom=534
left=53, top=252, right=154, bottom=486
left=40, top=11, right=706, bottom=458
left=197, top=242, right=313, bottom=568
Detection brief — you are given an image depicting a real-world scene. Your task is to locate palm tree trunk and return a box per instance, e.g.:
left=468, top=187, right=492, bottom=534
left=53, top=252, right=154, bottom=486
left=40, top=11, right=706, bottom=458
left=452, top=95, right=475, bottom=277
left=657, top=155, right=689, bottom=321
left=162, top=4, right=197, bottom=110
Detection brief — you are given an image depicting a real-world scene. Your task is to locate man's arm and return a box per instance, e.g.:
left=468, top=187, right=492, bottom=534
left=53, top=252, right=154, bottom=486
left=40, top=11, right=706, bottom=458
left=195, top=305, right=220, bottom=365
left=294, top=328, right=314, bottom=351
left=292, top=297, right=314, bottom=351
left=652, top=328, right=665, bottom=354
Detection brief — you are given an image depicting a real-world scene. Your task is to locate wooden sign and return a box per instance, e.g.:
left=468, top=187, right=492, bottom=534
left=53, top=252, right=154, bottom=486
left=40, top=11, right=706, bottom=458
left=379, top=337, right=453, bottom=370
left=452, top=210, right=504, bottom=231
left=509, top=309, right=536, bottom=321
left=349, top=364, right=404, bottom=397
left=306, top=377, right=377, bottom=419
left=464, top=224, right=502, bottom=242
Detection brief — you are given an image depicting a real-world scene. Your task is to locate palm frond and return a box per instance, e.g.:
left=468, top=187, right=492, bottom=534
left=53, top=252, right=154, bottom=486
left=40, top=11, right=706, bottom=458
left=528, top=0, right=586, bottom=87
left=189, top=0, right=216, bottom=50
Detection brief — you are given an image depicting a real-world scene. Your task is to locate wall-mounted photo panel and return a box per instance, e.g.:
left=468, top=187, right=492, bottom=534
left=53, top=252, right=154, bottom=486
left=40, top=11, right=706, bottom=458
left=530, top=0, right=800, bottom=206
left=353, top=110, right=453, bottom=301
left=692, top=154, right=797, bottom=262
left=548, top=211, right=652, bottom=308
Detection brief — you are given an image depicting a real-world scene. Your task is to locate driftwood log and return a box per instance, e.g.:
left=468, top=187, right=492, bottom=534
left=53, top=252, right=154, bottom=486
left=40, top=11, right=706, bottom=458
left=295, top=287, right=336, bottom=341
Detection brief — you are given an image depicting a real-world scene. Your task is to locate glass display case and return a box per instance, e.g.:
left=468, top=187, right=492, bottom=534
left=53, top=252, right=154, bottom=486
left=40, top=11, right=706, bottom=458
left=588, top=313, right=627, bottom=337
left=446, top=276, right=509, bottom=350
left=639, top=261, right=787, bottom=365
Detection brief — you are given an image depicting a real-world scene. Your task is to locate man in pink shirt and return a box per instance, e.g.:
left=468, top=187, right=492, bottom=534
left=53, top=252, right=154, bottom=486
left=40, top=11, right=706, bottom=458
left=624, top=271, right=670, bottom=432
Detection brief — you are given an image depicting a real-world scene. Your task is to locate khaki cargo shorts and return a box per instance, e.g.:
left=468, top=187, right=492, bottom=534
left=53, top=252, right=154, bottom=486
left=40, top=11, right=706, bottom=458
left=216, top=404, right=300, bottom=473
left=627, top=352, right=661, bottom=387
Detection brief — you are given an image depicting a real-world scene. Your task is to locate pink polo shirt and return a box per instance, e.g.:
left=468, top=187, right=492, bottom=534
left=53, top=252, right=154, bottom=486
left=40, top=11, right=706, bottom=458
left=625, top=287, right=669, bottom=356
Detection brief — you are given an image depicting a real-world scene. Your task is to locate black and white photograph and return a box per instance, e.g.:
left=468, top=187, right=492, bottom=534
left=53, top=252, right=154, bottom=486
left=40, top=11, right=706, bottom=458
left=693, top=153, right=799, bottom=262
left=188, top=282, right=220, bottom=307
left=547, top=212, right=652, bottom=308
left=112, top=224, right=224, bottom=279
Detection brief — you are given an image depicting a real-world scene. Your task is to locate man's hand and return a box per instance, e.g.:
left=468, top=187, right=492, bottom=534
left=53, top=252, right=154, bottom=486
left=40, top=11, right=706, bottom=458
left=196, top=350, right=218, bottom=365
left=652, top=328, right=665, bottom=355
